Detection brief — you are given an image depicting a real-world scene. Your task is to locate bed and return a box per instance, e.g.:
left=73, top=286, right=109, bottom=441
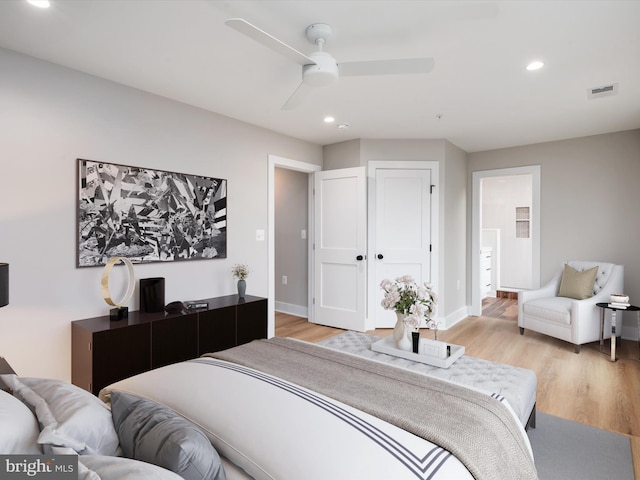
left=102, top=337, right=538, bottom=480
left=1, top=336, right=538, bottom=480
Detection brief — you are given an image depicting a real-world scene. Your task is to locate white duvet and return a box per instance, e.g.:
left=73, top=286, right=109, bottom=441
left=101, top=358, right=478, bottom=480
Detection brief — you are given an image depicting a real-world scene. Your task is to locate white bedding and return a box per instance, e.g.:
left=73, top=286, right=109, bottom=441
left=101, top=358, right=476, bottom=480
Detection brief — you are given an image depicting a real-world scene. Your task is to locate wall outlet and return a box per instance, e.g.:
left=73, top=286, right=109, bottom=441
left=282, top=275, right=288, bottom=285
left=256, top=229, right=265, bottom=241
left=301, top=229, right=307, bottom=240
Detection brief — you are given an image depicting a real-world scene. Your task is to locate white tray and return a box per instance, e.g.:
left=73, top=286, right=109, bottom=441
left=371, top=335, right=464, bottom=368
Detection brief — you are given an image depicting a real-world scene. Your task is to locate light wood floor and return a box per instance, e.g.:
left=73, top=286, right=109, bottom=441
left=276, top=298, right=640, bottom=478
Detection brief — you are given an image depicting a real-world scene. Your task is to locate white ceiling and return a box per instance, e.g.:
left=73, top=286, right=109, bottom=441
left=1, top=0, right=639, bottom=152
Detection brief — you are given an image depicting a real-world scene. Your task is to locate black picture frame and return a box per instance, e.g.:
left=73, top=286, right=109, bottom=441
left=77, top=159, right=227, bottom=267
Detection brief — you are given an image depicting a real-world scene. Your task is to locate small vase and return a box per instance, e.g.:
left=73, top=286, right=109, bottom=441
left=411, top=331, right=420, bottom=353
left=237, top=279, right=246, bottom=298
left=397, top=330, right=412, bottom=351
left=393, top=311, right=406, bottom=345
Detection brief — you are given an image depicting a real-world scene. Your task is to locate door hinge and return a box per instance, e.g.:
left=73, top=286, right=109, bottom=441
left=312, top=297, right=315, bottom=305
left=430, top=184, right=435, bottom=194
left=429, top=244, right=432, bottom=252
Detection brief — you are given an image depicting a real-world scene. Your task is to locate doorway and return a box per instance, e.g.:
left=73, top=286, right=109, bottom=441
left=268, top=155, right=320, bottom=338
left=471, top=166, right=540, bottom=316
left=274, top=167, right=310, bottom=318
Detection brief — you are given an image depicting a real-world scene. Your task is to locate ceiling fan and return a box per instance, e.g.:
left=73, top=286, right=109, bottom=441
left=225, top=18, right=435, bottom=110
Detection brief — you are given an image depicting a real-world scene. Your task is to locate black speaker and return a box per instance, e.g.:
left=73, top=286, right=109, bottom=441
left=0, top=263, right=8, bottom=308
left=140, top=277, right=165, bottom=313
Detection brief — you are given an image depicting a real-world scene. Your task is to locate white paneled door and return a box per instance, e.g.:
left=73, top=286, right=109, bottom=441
left=312, top=167, right=367, bottom=331
left=373, top=169, right=432, bottom=328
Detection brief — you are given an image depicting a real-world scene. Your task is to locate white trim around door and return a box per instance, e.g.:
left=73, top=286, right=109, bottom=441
left=471, top=165, right=541, bottom=316
left=268, top=155, right=321, bottom=338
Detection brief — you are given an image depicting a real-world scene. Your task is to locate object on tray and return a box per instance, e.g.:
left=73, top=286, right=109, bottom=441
left=371, top=336, right=464, bottom=368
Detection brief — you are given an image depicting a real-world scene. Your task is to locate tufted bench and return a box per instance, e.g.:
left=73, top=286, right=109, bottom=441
left=318, top=331, right=537, bottom=430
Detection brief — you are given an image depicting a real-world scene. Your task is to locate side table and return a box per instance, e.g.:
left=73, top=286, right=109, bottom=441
left=596, top=302, right=640, bottom=362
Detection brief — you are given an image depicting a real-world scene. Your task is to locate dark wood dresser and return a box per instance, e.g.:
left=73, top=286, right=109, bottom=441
left=72, top=295, right=267, bottom=395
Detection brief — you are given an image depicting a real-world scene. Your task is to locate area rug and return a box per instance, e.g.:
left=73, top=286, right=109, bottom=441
left=317, top=332, right=634, bottom=480
left=529, top=412, right=633, bottom=480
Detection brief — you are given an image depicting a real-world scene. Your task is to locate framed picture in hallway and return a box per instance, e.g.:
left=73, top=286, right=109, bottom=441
left=77, top=159, right=227, bottom=267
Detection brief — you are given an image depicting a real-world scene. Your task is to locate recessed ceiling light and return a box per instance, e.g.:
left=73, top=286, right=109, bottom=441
left=323, top=116, right=335, bottom=123
left=526, top=61, right=544, bottom=71
left=27, top=0, right=50, bottom=8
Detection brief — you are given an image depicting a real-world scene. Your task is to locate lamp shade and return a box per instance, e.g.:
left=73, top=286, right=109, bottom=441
left=0, top=263, right=8, bottom=307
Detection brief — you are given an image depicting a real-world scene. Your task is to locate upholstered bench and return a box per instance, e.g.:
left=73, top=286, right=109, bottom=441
left=318, top=331, right=537, bottom=430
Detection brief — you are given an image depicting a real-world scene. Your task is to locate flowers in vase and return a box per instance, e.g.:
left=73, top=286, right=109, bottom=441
left=380, top=275, right=437, bottom=331
left=231, top=264, right=250, bottom=280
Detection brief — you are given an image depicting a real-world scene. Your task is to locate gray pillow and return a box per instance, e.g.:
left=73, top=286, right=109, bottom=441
left=110, top=391, right=226, bottom=480
left=5, top=376, right=119, bottom=456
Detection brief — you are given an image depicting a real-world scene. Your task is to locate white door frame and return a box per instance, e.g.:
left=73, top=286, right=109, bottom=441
left=268, top=155, right=321, bottom=337
left=471, top=165, right=541, bottom=316
left=367, top=161, right=439, bottom=331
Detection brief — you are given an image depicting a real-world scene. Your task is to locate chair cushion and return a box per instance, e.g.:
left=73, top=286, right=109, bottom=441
left=558, top=264, right=598, bottom=299
left=523, top=297, right=573, bottom=325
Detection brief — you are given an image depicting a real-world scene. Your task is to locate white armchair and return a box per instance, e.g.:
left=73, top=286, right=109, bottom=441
left=518, top=261, right=624, bottom=353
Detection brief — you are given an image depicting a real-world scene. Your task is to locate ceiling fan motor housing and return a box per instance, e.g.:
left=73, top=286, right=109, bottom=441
left=303, top=51, right=339, bottom=87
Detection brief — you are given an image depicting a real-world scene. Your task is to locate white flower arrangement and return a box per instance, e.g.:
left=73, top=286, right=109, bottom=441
left=380, top=275, right=437, bottom=331
left=231, top=264, right=250, bottom=280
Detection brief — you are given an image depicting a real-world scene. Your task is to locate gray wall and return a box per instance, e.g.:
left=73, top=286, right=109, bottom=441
left=275, top=168, right=309, bottom=312
left=468, top=129, right=640, bottom=335
left=323, top=139, right=361, bottom=170
left=0, top=48, right=322, bottom=380
left=442, top=141, right=468, bottom=318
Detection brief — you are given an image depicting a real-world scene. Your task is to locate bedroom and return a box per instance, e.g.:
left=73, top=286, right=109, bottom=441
left=0, top=1, right=639, bottom=477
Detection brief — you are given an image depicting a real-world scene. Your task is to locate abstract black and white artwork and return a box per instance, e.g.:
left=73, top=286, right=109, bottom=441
left=77, top=159, right=227, bottom=267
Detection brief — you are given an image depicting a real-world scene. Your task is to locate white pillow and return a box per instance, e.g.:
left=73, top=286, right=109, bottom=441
left=79, top=455, right=186, bottom=480
left=0, top=388, right=42, bottom=454
left=5, top=376, right=120, bottom=456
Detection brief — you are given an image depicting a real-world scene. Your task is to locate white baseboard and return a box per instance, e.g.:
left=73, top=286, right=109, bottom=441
left=621, top=321, right=639, bottom=342
left=274, top=301, right=308, bottom=318
left=441, top=306, right=470, bottom=330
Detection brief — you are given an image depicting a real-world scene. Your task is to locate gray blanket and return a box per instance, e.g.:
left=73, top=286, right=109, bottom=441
left=206, top=337, right=538, bottom=480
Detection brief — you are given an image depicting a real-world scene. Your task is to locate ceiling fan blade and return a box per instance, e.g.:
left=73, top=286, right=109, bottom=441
left=339, top=58, right=435, bottom=77
left=282, top=82, right=313, bottom=111
left=225, top=18, right=316, bottom=66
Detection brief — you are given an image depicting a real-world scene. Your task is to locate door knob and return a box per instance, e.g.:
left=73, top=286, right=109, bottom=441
left=356, top=255, right=364, bottom=261
left=377, top=254, right=384, bottom=260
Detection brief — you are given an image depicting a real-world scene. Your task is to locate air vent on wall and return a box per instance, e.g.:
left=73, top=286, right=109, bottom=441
left=587, top=83, right=618, bottom=100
